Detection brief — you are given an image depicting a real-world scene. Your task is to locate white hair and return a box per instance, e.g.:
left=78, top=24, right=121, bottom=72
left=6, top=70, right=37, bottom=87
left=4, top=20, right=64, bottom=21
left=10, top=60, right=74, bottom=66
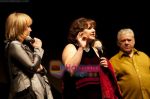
left=117, top=28, right=134, bottom=40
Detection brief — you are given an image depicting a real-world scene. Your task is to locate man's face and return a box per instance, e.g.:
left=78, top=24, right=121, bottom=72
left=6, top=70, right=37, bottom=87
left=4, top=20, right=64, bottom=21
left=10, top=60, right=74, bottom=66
left=118, top=33, right=135, bottom=53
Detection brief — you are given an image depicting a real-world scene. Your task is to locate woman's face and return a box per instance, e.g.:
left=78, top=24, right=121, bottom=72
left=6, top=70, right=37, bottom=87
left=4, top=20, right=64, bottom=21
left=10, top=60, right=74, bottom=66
left=24, top=26, right=32, bottom=36
left=82, top=27, right=96, bottom=41
left=20, top=26, right=32, bottom=42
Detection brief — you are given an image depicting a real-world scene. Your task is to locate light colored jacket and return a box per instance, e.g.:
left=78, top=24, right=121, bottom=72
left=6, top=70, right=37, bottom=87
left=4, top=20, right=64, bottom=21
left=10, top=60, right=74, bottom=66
left=6, top=40, right=53, bottom=99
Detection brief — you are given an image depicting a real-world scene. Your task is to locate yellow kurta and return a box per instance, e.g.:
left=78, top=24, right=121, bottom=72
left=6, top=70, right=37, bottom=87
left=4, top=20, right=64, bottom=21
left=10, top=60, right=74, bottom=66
left=110, top=49, right=150, bottom=99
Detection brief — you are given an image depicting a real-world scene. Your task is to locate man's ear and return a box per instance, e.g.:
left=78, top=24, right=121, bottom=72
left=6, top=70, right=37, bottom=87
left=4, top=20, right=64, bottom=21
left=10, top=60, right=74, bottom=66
left=117, top=41, right=120, bottom=47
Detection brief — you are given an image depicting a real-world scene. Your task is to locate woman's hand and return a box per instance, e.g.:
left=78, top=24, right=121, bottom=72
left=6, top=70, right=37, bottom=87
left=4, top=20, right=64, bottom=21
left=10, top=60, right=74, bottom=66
left=31, top=37, right=42, bottom=48
left=76, top=32, right=87, bottom=48
left=100, top=57, right=108, bottom=67
left=36, top=64, right=44, bottom=72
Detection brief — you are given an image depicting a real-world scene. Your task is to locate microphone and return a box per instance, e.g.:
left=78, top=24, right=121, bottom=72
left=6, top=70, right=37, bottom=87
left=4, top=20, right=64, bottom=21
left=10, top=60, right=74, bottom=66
left=25, top=36, right=35, bottom=43
left=96, top=46, right=108, bottom=68
left=96, top=46, right=104, bottom=58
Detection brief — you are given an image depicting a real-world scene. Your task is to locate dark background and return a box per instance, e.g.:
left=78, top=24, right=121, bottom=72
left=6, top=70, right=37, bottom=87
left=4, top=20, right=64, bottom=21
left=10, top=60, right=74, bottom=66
left=0, top=1, right=149, bottom=99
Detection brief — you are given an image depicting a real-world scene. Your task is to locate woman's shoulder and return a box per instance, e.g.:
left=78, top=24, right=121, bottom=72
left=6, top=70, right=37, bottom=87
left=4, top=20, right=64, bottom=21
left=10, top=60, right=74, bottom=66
left=10, top=40, right=21, bottom=44
left=65, top=43, right=76, bottom=48
left=62, top=43, right=77, bottom=54
left=9, top=40, right=22, bottom=48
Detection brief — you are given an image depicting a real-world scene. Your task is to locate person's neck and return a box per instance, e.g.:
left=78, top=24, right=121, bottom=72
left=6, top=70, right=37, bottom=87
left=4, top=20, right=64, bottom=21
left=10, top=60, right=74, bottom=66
left=84, top=44, right=90, bottom=52
left=124, top=50, right=134, bottom=58
left=17, top=36, right=24, bottom=43
left=129, top=51, right=134, bottom=58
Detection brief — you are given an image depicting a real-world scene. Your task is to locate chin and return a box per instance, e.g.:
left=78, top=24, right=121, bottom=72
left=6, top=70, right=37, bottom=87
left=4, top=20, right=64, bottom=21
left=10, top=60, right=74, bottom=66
left=90, top=37, right=95, bottom=40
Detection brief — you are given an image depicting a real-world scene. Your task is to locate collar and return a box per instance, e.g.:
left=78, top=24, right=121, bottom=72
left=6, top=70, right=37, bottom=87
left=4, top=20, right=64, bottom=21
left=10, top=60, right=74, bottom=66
left=118, top=48, right=139, bottom=59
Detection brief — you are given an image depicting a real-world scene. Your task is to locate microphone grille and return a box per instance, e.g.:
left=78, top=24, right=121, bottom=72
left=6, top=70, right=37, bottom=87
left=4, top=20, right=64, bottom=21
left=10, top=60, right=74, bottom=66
left=96, top=46, right=103, bottom=53
left=25, top=36, right=35, bottom=43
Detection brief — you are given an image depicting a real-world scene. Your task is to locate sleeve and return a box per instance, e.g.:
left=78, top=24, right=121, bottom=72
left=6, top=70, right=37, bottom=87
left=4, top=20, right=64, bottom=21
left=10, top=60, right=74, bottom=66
left=9, top=41, right=43, bottom=71
left=34, top=47, right=44, bottom=58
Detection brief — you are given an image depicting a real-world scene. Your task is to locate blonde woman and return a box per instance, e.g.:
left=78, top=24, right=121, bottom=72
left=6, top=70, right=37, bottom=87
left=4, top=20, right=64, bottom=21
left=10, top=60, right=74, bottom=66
left=5, top=12, right=53, bottom=99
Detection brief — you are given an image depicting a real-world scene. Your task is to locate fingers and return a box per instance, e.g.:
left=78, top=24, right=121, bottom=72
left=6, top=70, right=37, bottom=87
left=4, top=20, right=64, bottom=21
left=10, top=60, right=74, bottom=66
left=75, top=32, right=87, bottom=48
left=34, top=37, right=40, bottom=41
left=77, top=32, right=88, bottom=41
left=82, top=36, right=87, bottom=41
left=34, top=38, right=42, bottom=44
left=100, top=57, right=108, bottom=67
left=32, top=37, right=42, bottom=48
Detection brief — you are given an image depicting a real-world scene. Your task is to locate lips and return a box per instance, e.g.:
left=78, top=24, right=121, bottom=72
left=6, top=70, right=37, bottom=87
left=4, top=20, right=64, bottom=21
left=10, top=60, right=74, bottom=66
left=91, top=34, right=95, bottom=37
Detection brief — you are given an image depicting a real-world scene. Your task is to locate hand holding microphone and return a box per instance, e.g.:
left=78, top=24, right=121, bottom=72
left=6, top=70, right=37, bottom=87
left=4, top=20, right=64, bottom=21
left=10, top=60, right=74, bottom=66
left=96, top=47, right=108, bottom=68
left=25, top=36, right=35, bottom=43
left=94, top=40, right=108, bottom=68
left=96, top=46, right=103, bottom=58
left=25, top=36, right=42, bottom=48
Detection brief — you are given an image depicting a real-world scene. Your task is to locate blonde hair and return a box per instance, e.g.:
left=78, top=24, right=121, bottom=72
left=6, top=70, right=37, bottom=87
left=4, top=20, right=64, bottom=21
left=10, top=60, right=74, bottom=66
left=5, top=12, right=32, bottom=40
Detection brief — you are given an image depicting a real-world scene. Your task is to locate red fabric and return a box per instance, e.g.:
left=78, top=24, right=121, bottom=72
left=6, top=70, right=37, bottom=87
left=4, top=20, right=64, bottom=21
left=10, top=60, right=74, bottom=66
left=99, top=60, right=122, bottom=99
left=76, top=77, right=100, bottom=89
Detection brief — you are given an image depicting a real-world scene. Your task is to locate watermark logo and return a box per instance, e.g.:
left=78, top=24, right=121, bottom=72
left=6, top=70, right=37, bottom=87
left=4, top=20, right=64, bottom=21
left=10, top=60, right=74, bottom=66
left=49, top=60, right=100, bottom=78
